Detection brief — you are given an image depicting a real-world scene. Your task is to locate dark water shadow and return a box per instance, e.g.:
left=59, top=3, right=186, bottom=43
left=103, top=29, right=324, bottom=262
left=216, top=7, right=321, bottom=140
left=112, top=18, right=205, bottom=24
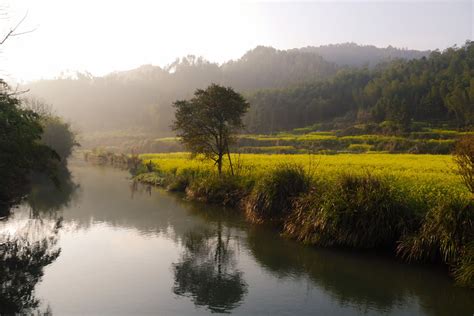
left=0, top=219, right=61, bottom=315
left=245, top=225, right=474, bottom=316
left=0, top=166, right=79, bottom=315
left=27, top=167, right=81, bottom=217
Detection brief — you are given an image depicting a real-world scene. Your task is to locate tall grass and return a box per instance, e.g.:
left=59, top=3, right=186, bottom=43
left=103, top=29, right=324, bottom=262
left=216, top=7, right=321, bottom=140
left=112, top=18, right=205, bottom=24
left=454, top=135, right=474, bottom=194
left=397, top=198, right=473, bottom=287
left=245, top=164, right=311, bottom=224
left=186, top=175, right=250, bottom=207
left=284, top=174, right=414, bottom=249
left=454, top=242, right=474, bottom=288
left=397, top=199, right=473, bottom=263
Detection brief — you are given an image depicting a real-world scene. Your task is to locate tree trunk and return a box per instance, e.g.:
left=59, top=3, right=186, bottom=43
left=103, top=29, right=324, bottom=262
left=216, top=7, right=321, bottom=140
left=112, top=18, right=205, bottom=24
left=226, top=142, right=234, bottom=176
left=217, top=154, right=223, bottom=176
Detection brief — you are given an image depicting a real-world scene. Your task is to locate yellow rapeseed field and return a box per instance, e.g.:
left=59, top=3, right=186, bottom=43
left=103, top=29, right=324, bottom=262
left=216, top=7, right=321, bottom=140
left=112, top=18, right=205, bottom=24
left=140, top=153, right=468, bottom=198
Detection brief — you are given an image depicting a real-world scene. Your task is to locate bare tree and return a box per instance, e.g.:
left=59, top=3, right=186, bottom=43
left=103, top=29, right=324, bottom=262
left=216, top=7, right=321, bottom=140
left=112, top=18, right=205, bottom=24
left=0, top=10, right=36, bottom=46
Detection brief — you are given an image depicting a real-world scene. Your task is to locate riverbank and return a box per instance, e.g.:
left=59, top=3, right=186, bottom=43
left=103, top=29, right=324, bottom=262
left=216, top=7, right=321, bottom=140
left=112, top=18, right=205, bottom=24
left=85, top=151, right=474, bottom=287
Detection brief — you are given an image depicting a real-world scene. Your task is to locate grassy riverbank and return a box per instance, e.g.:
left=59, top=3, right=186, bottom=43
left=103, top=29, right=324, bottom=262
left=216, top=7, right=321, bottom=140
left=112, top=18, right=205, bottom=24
left=87, top=151, right=473, bottom=287
left=136, top=153, right=473, bottom=287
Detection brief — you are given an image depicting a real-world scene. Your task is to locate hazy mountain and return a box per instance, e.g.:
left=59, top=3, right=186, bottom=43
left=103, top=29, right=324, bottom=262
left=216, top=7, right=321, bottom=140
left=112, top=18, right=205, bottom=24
left=23, top=43, right=429, bottom=133
left=300, top=43, right=429, bottom=68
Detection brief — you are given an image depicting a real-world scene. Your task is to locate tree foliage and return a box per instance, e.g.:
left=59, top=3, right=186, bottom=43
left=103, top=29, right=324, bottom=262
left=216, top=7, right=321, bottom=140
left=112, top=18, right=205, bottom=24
left=0, top=82, right=59, bottom=213
left=172, top=84, right=249, bottom=175
left=23, top=98, right=79, bottom=162
left=246, top=41, right=474, bottom=132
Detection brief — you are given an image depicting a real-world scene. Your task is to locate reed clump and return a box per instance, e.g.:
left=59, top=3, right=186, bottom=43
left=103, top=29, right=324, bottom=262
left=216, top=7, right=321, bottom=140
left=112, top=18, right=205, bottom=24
left=284, top=174, right=414, bottom=249
left=397, top=198, right=474, bottom=286
left=454, top=241, right=474, bottom=288
left=245, top=164, right=311, bottom=224
left=186, top=175, right=249, bottom=207
left=454, top=135, right=474, bottom=195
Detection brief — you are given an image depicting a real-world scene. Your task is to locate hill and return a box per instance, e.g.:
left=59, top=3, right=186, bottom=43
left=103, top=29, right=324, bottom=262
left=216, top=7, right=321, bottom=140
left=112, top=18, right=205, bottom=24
left=246, top=42, right=473, bottom=133
left=23, top=43, right=429, bottom=134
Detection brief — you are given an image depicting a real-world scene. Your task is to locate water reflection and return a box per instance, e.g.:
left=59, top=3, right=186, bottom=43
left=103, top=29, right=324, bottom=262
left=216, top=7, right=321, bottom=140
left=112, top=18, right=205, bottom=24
left=0, top=219, right=61, bottom=315
left=245, top=226, right=474, bottom=316
left=27, top=168, right=80, bottom=216
left=170, top=195, right=474, bottom=315
left=173, top=220, right=248, bottom=313
left=0, top=167, right=80, bottom=220
left=0, top=166, right=78, bottom=315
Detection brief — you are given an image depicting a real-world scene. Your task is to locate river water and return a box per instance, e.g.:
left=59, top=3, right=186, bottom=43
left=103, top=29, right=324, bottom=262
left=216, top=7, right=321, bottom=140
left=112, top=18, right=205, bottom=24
left=1, top=162, right=473, bottom=315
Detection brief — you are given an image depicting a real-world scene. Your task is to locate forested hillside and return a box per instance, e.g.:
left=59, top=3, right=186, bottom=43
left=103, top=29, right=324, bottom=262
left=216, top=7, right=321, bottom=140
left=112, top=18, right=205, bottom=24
left=301, top=43, right=429, bottom=68
left=246, top=41, right=473, bottom=133
left=23, top=43, right=430, bottom=134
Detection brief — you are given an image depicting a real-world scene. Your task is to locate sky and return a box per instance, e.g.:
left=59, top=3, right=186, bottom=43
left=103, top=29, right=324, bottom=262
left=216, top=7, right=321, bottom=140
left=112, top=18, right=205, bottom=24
left=0, top=0, right=472, bottom=82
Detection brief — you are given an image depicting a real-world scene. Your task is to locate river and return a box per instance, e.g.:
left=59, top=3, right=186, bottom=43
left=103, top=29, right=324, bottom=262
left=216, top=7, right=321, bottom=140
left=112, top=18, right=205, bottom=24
left=1, top=161, right=473, bottom=315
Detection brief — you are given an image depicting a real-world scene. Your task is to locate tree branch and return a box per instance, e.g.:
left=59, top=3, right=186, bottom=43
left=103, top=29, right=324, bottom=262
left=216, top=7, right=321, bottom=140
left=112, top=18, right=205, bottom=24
left=0, top=11, right=33, bottom=46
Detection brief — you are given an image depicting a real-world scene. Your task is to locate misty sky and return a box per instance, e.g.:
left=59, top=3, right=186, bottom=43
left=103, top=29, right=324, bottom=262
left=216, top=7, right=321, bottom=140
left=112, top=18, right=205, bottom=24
left=1, top=0, right=472, bottom=82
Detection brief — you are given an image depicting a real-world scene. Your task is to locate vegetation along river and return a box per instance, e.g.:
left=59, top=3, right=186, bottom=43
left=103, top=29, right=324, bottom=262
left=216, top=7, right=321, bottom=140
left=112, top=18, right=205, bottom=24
left=1, top=161, right=473, bottom=315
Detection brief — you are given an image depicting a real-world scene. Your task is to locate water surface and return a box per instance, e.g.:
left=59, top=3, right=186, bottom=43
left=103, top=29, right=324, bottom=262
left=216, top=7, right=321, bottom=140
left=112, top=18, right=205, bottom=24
left=1, top=162, right=473, bottom=315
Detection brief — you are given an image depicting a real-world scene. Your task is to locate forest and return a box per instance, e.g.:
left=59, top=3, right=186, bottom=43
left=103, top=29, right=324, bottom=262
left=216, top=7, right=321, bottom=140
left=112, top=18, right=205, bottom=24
left=23, top=43, right=436, bottom=135
left=246, top=42, right=473, bottom=133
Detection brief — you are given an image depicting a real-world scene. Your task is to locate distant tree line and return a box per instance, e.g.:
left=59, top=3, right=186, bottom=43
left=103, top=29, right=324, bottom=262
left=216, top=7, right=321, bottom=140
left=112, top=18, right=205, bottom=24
left=23, top=43, right=429, bottom=134
left=245, top=41, right=473, bottom=133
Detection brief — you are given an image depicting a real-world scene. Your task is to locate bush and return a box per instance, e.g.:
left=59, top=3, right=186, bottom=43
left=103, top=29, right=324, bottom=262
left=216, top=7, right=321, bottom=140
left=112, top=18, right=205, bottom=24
left=285, top=174, right=413, bottom=248
left=245, top=164, right=311, bottom=224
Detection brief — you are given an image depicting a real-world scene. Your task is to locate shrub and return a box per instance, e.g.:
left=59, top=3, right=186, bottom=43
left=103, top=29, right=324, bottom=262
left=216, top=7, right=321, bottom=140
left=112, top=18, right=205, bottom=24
left=285, top=174, right=413, bottom=248
left=245, top=164, right=311, bottom=224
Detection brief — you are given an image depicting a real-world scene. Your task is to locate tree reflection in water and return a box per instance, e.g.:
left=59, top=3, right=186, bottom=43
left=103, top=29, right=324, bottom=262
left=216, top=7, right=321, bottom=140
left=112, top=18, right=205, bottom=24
left=27, top=168, right=80, bottom=216
left=0, top=167, right=78, bottom=315
left=0, top=219, right=61, bottom=315
left=173, top=221, right=248, bottom=313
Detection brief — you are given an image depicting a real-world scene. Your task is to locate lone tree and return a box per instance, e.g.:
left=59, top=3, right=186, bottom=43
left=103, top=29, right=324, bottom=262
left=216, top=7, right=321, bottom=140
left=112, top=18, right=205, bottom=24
left=172, top=84, right=249, bottom=175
